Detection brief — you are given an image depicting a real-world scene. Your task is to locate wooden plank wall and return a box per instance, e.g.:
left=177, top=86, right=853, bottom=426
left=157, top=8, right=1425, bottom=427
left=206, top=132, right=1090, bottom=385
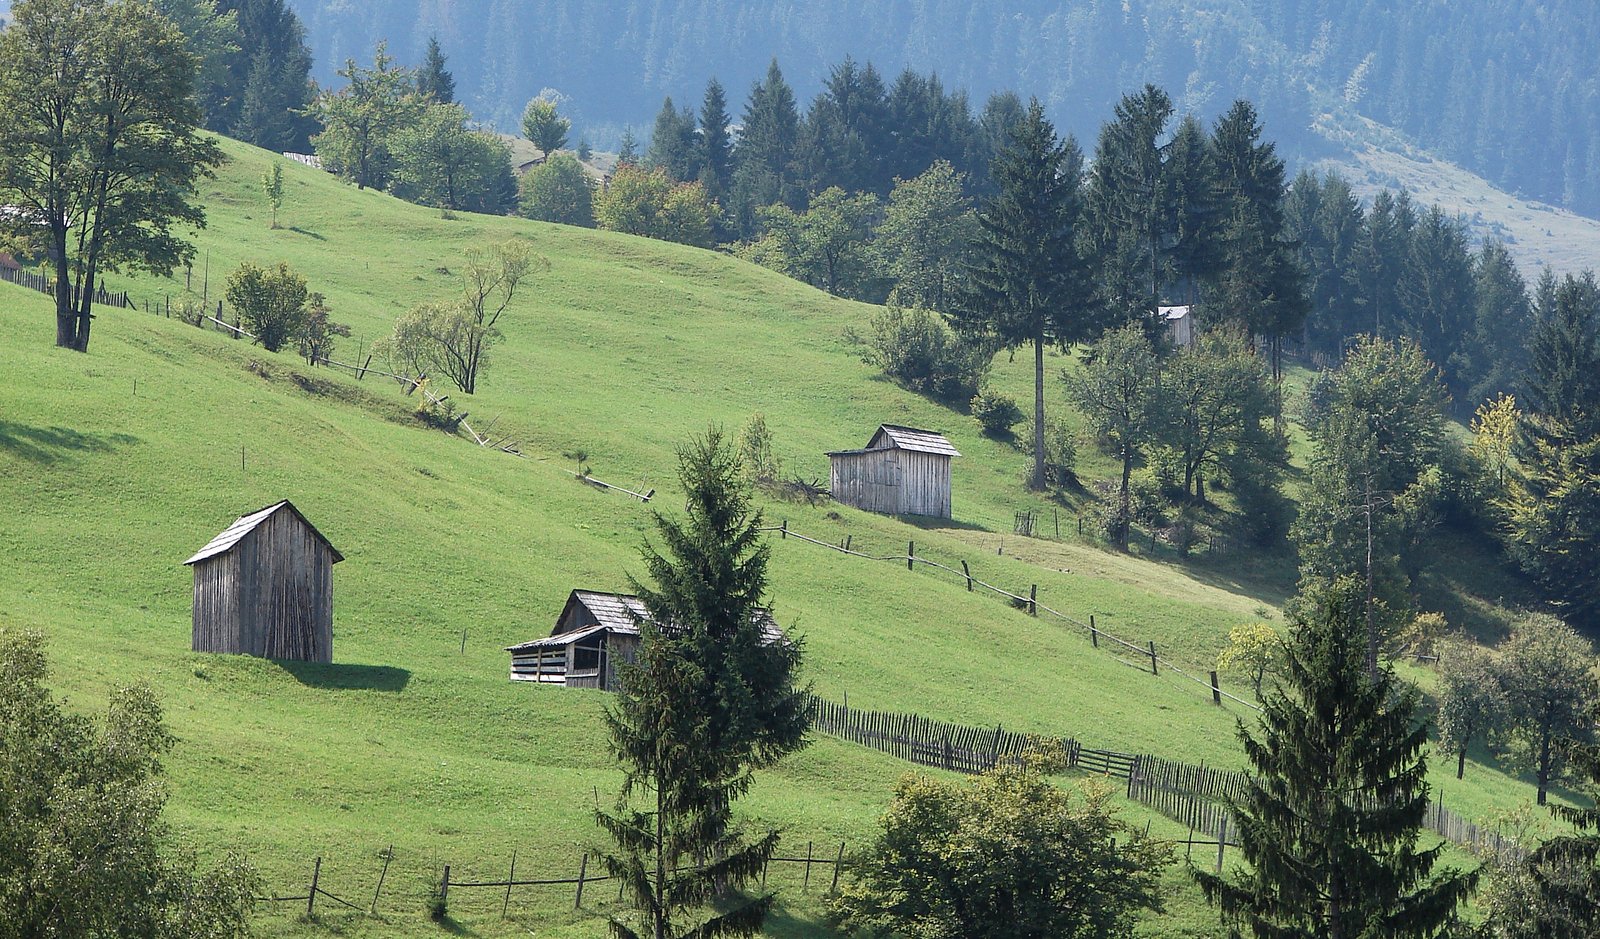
left=830, top=449, right=951, bottom=518
left=191, top=511, right=334, bottom=663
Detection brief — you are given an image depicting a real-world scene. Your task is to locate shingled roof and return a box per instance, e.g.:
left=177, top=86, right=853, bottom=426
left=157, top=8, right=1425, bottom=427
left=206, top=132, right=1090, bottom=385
left=182, top=500, right=344, bottom=566
left=506, top=589, right=785, bottom=652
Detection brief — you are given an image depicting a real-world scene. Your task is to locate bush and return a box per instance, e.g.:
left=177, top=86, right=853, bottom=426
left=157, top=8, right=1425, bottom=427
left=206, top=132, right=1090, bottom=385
left=1128, top=471, right=1168, bottom=527
left=518, top=153, right=593, bottom=226
left=970, top=388, right=1024, bottom=437
left=736, top=412, right=781, bottom=485
left=857, top=305, right=990, bottom=404
left=1033, top=419, right=1078, bottom=488
left=224, top=260, right=308, bottom=353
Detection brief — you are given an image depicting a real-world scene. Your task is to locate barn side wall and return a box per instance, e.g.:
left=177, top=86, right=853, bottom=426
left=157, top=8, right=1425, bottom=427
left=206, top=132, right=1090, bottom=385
left=247, top=511, right=334, bottom=663
left=830, top=449, right=951, bottom=518
left=192, top=553, right=243, bottom=655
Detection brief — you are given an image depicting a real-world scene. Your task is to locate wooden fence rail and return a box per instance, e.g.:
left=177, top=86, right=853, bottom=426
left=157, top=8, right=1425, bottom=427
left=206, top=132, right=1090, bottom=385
left=809, top=695, right=1528, bottom=865
left=0, top=264, right=132, bottom=309
left=768, top=523, right=1262, bottom=712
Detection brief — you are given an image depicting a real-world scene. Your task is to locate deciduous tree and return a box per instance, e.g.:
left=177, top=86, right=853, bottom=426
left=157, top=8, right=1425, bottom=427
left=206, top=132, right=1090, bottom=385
left=1434, top=639, right=1507, bottom=780
left=836, top=769, right=1169, bottom=939
left=518, top=154, right=594, bottom=227
left=0, top=0, right=224, bottom=352
left=874, top=160, right=976, bottom=312
left=390, top=103, right=516, bottom=215
left=0, top=629, right=258, bottom=936
left=224, top=260, right=307, bottom=352
left=1500, top=615, right=1597, bottom=805
left=1067, top=325, right=1162, bottom=550
left=310, top=42, right=422, bottom=191
left=521, top=95, right=570, bottom=156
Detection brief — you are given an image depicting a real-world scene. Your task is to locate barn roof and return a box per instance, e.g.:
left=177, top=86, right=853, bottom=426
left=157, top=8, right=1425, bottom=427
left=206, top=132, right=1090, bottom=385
left=182, top=500, right=344, bottom=566
left=506, top=590, right=785, bottom=652
left=828, top=424, right=960, bottom=458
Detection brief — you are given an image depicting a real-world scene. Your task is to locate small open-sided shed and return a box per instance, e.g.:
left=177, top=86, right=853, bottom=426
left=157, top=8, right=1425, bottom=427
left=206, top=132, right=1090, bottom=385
left=183, top=500, right=342, bottom=663
left=827, top=424, right=960, bottom=518
left=507, top=589, right=783, bottom=690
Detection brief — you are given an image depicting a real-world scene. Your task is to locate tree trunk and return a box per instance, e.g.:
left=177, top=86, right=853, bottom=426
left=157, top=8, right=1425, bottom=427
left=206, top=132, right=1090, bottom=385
left=53, top=227, right=78, bottom=350
left=1537, top=727, right=1551, bottom=806
left=1364, top=475, right=1379, bottom=680
left=1196, top=472, right=1205, bottom=504
left=1456, top=744, right=1467, bottom=780
left=1118, top=452, right=1133, bottom=551
left=1031, top=336, right=1046, bottom=490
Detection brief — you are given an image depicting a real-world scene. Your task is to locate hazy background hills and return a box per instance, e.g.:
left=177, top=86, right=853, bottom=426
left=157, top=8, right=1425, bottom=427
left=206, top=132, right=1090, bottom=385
left=284, top=0, right=1600, bottom=219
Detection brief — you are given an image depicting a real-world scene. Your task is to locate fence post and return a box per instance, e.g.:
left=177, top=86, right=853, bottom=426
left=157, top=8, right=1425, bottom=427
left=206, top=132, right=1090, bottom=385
left=802, top=841, right=814, bottom=892
left=943, top=732, right=953, bottom=770
left=961, top=560, right=972, bottom=591
left=780, top=519, right=787, bottom=539
left=1210, top=671, right=1222, bottom=705
left=372, top=845, right=392, bottom=914
left=1029, top=584, right=1038, bottom=616
left=502, top=849, right=517, bottom=919
left=907, top=541, right=915, bottom=571
left=1148, top=641, right=1158, bottom=676
left=438, top=864, right=451, bottom=915
left=830, top=842, right=845, bottom=894
left=1216, top=820, right=1227, bottom=873
left=307, top=856, right=321, bottom=917
left=1090, top=614, right=1099, bottom=648
left=574, top=852, right=589, bottom=909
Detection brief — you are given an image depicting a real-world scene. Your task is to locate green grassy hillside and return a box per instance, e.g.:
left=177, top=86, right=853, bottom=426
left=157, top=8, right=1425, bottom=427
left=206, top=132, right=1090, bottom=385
left=0, top=136, right=1571, bottom=936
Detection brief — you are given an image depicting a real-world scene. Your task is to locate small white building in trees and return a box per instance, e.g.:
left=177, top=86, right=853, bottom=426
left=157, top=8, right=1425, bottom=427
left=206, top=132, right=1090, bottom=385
left=827, top=424, right=960, bottom=519
left=184, top=500, right=343, bottom=663
left=1162, top=305, right=1196, bottom=349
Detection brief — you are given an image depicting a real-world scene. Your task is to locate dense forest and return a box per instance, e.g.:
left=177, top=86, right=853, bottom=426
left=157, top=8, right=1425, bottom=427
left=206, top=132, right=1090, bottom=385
left=281, top=0, right=1600, bottom=218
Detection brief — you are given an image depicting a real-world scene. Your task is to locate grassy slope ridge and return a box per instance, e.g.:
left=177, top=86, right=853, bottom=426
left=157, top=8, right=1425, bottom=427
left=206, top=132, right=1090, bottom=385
left=0, top=136, right=1563, bottom=936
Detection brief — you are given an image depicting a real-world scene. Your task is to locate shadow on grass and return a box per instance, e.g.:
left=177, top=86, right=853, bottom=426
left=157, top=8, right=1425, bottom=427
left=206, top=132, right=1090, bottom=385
left=276, top=660, right=411, bottom=692
left=289, top=226, right=327, bottom=241
left=899, top=514, right=989, bottom=533
left=0, top=421, right=138, bottom=464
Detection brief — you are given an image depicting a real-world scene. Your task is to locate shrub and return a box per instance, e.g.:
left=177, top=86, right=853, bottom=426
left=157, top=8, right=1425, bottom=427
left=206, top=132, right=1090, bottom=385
left=970, top=388, right=1024, bottom=437
left=857, top=305, right=990, bottom=404
left=224, top=260, right=308, bottom=353
left=1044, top=420, right=1078, bottom=487
left=736, top=412, right=781, bottom=485
left=1128, top=471, right=1168, bottom=527
left=518, top=153, right=593, bottom=227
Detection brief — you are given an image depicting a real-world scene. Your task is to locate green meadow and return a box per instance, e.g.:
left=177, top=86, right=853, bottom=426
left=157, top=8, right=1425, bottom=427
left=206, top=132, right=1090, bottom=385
left=0, top=136, right=1570, bottom=936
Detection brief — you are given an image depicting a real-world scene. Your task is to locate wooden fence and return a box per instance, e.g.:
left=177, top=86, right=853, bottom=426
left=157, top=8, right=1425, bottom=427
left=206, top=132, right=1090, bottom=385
left=0, top=264, right=132, bottom=309
left=809, top=696, right=1529, bottom=865
left=769, top=521, right=1261, bottom=713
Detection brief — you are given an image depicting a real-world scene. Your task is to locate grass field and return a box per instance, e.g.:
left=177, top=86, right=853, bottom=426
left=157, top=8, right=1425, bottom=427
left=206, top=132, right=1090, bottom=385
left=0, top=135, right=1577, bottom=936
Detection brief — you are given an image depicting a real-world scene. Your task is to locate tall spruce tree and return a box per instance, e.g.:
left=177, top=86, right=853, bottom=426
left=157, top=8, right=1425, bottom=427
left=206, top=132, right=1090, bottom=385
left=598, top=429, right=809, bottom=939
left=1503, top=272, right=1600, bottom=628
left=209, top=0, right=314, bottom=149
left=698, top=78, right=732, bottom=201
left=646, top=96, right=699, bottom=182
left=1514, top=723, right=1600, bottom=935
left=1086, top=84, right=1174, bottom=330
left=1194, top=578, right=1477, bottom=938
left=960, top=99, right=1096, bottom=491
left=417, top=36, right=455, bottom=104
left=1458, top=240, right=1532, bottom=406
left=729, top=59, right=800, bottom=236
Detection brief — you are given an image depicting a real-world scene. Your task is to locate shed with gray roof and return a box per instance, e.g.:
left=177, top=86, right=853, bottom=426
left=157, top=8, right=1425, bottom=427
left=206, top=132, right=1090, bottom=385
left=183, top=500, right=342, bottom=662
left=507, top=589, right=783, bottom=690
left=827, top=424, right=959, bottom=518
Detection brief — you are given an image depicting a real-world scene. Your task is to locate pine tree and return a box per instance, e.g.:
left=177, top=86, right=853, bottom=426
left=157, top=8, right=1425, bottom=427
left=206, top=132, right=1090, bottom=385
left=598, top=429, right=809, bottom=939
left=1515, top=724, right=1600, bottom=935
left=417, top=35, right=454, bottom=104
left=646, top=96, right=698, bottom=182
left=1163, top=114, right=1224, bottom=304
left=1194, top=578, right=1477, bottom=938
left=616, top=127, right=639, bottom=166
left=959, top=99, right=1096, bottom=491
left=210, top=0, right=314, bottom=149
left=1458, top=240, right=1532, bottom=406
left=1086, top=84, right=1174, bottom=330
left=1503, top=272, right=1600, bottom=628
left=698, top=78, right=732, bottom=200
left=729, top=59, right=800, bottom=236
left=1400, top=205, right=1477, bottom=399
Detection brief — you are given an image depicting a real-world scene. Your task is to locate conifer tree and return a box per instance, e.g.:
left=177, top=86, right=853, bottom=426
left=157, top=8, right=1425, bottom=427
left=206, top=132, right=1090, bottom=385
left=1504, top=272, right=1600, bottom=627
left=698, top=78, right=732, bottom=200
left=729, top=59, right=800, bottom=236
left=616, top=127, right=639, bottom=166
left=1086, top=84, right=1174, bottom=330
left=598, top=429, right=809, bottom=939
left=960, top=99, right=1096, bottom=491
left=646, top=96, right=699, bottom=182
left=1512, top=725, right=1600, bottom=935
left=1195, top=578, right=1477, bottom=938
left=417, top=35, right=455, bottom=104
left=1459, top=240, right=1532, bottom=405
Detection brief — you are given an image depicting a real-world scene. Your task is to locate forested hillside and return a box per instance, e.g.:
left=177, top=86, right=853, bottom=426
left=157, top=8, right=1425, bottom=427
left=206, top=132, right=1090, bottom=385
left=284, top=0, right=1600, bottom=218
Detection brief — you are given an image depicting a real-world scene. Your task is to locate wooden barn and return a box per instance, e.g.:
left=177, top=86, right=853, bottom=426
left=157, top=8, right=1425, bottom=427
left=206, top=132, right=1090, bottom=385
left=506, top=589, right=783, bottom=690
left=1161, top=305, right=1196, bottom=349
left=827, top=424, right=960, bottom=518
left=183, top=500, right=342, bottom=663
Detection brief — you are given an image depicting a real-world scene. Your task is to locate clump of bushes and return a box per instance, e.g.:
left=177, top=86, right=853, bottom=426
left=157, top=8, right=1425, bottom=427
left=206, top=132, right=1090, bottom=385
left=855, top=305, right=990, bottom=404
left=970, top=388, right=1023, bottom=437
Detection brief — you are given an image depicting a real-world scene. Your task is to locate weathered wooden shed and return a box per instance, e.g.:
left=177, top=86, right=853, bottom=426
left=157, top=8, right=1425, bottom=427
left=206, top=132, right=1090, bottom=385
left=507, top=589, right=783, bottom=690
left=183, top=500, right=342, bottom=663
left=827, top=424, right=960, bottom=518
left=1161, top=305, right=1196, bottom=349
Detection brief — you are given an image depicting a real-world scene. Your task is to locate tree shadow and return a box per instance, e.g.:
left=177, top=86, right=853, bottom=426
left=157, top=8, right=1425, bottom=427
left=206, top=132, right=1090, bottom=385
left=899, top=514, right=989, bottom=533
left=289, top=226, right=327, bottom=241
left=275, top=660, right=411, bottom=693
left=0, top=421, right=138, bottom=464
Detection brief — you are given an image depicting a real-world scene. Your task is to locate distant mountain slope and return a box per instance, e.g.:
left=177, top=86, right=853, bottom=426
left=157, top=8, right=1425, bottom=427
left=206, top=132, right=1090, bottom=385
left=286, top=0, right=1600, bottom=219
